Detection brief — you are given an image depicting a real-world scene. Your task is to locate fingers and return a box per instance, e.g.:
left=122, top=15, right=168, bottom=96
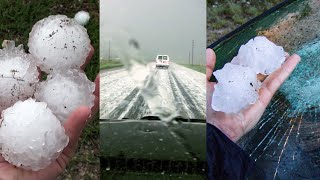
left=81, top=45, right=95, bottom=70
left=206, top=49, right=216, bottom=81
left=206, top=82, right=215, bottom=109
left=259, top=54, right=300, bottom=106
left=243, top=54, right=300, bottom=133
left=62, top=107, right=91, bottom=157
left=91, top=74, right=100, bottom=118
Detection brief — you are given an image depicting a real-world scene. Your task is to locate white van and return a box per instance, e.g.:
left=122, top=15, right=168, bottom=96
left=155, top=55, right=170, bottom=68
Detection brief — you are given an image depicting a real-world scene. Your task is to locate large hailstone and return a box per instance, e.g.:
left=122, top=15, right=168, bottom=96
left=34, top=69, right=95, bottom=123
left=231, top=36, right=286, bottom=75
left=212, top=63, right=261, bottom=113
left=28, top=15, right=91, bottom=73
left=0, top=98, right=69, bottom=171
left=0, top=40, right=39, bottom=113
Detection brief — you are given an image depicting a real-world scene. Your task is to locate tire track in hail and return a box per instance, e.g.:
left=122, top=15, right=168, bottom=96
left=168, top=70, right=190, bottom=117
left=107, top=87, right=140, bottom=119
left=123, top=69, right=160, bottom=119
left=169, top=70, right=204, bottom=119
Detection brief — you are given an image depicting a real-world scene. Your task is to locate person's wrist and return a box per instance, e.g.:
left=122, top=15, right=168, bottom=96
left=209, top=117, right=242, bottom=142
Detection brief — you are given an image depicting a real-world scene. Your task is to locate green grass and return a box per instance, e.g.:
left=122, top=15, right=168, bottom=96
left=207, top=0, right=283, bottom=44
left=179, top=64, right=206, bottom=74
left=100, top=59, right=124, bottom=70
left=0, top=1, right=99, bottom=179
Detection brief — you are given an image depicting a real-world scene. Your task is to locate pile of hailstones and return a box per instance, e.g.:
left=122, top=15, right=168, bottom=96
left=0, top=15, right=95, bottom=171
left=211, top=36, right=286, bottom=114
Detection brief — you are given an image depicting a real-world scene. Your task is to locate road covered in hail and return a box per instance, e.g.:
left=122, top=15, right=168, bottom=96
left=100, top=63, right=206, bottom=120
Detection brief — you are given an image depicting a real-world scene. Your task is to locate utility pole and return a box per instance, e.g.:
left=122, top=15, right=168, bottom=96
left=191, top=40, right=194, bottom=65
left=108, top=40, right=111, bottom=61
left=188, top=51, right=190, bottom=64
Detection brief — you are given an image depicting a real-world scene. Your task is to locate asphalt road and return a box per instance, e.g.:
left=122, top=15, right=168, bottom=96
left=100, top=63, right=206, bottom=120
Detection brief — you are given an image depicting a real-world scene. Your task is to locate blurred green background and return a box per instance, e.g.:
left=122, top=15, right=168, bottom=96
left=0, top=0, right=99, bottom=179
left=207, top=0, right=283, bottom=45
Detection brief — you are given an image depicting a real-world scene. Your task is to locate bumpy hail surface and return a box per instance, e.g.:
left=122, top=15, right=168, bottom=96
left=28, top=15, right=90, bottom=73
left=0, top=98, right=69, bottom=171
left=0, top=41, right=39, bottom=113
left=34, top=69, right=95, bottom=123
left=231, top=36, right=286, bottom=75
left=212, top=63, right=261, bottom=113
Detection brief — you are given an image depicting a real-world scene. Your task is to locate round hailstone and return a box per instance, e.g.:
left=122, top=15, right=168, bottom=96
left=74, top=10, right=90, bottom=26
left=0, top=98, right=69, bottom=171
left=231, top=36, right=286, bottom=75
left=34, top=69, right=95, bottom=123
left=0, top=40, right=39, bottom=113
left=28, top=15, right=91, bottom=73
left=212, top=63, right=261, bottom=113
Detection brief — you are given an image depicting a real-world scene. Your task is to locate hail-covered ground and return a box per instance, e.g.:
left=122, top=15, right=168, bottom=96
left=0, top=14, right=94, bottom=171
left=100, top=62, right=206, bottom=120
left=211, top=36, right=286, bottom=114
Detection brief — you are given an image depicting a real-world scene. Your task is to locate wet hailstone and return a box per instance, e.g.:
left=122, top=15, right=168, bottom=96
left=212, top=63, right=261, bottom=113
left=34, top=69, right=95, bottom=123
left=0, top=41, right=39, bottom=113
left=212, top=36, right=284, bottom=113
left=231, top=36, right=286, bottom=75
left=28, top=15, right=91, bottom=73
left=0, top=98, right=69, bottom=171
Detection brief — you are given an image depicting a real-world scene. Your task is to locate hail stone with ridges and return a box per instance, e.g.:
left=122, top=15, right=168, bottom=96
left=212, top=63, right=261, bottom=113
left=0, top=40, right=39, bottom=113
left=0, top=98, right=69, bottom=171
left=28, top=15, right=91, bottom=73
left=34, top=69, right=95, bottom=123
left=231, top=36, right=286, bottom=75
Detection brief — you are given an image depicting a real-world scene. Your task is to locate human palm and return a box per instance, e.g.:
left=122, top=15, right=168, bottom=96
left=206, top=49, right=300, bottom=142
left=0, top=46, right=99, bottom=180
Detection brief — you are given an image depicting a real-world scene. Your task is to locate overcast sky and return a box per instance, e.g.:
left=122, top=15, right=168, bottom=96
left=100, top=0, right=206, bottom=65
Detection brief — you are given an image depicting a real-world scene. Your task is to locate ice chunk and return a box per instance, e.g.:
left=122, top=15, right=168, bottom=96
left=212, top=63, right=260, bottom=113
left=0, top=98, right=68, bottom=171
left=231, top=36, right=286, bottom=75
left=74, top=11, right=90, bottom=26
left=28, top=15, right=91, bottom=73
left=0, top=40, right=39, bottom=113
left=34, top=69, right=95, bottom=123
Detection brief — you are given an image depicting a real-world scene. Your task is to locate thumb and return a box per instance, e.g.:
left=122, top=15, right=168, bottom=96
left=63, top=106, right=91, bottom=157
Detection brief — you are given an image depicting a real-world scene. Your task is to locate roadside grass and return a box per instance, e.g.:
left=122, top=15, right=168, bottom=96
left=207, top=0, right=283, bottom=44
left=0, top=1, right=99, bottom=179
left=100, top=59, right=124, bottom=70
left=179, top=64, right=206, bottom=74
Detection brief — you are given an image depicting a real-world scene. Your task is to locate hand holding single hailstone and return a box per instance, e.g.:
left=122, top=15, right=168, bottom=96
left=212, top=36, right=286, bottom=113
left=0, top=14, right=94, bottom=171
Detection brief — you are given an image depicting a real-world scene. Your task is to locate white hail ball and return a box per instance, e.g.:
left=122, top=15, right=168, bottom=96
left=0, top=98, right=69, bottom=171
left=0, top=40, right=39, bottom=113
left=74, top=10, right=90, bottom=26
left=34, top=69, right=95, bottom=123
left=28, top=15, right=91, bottom=73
